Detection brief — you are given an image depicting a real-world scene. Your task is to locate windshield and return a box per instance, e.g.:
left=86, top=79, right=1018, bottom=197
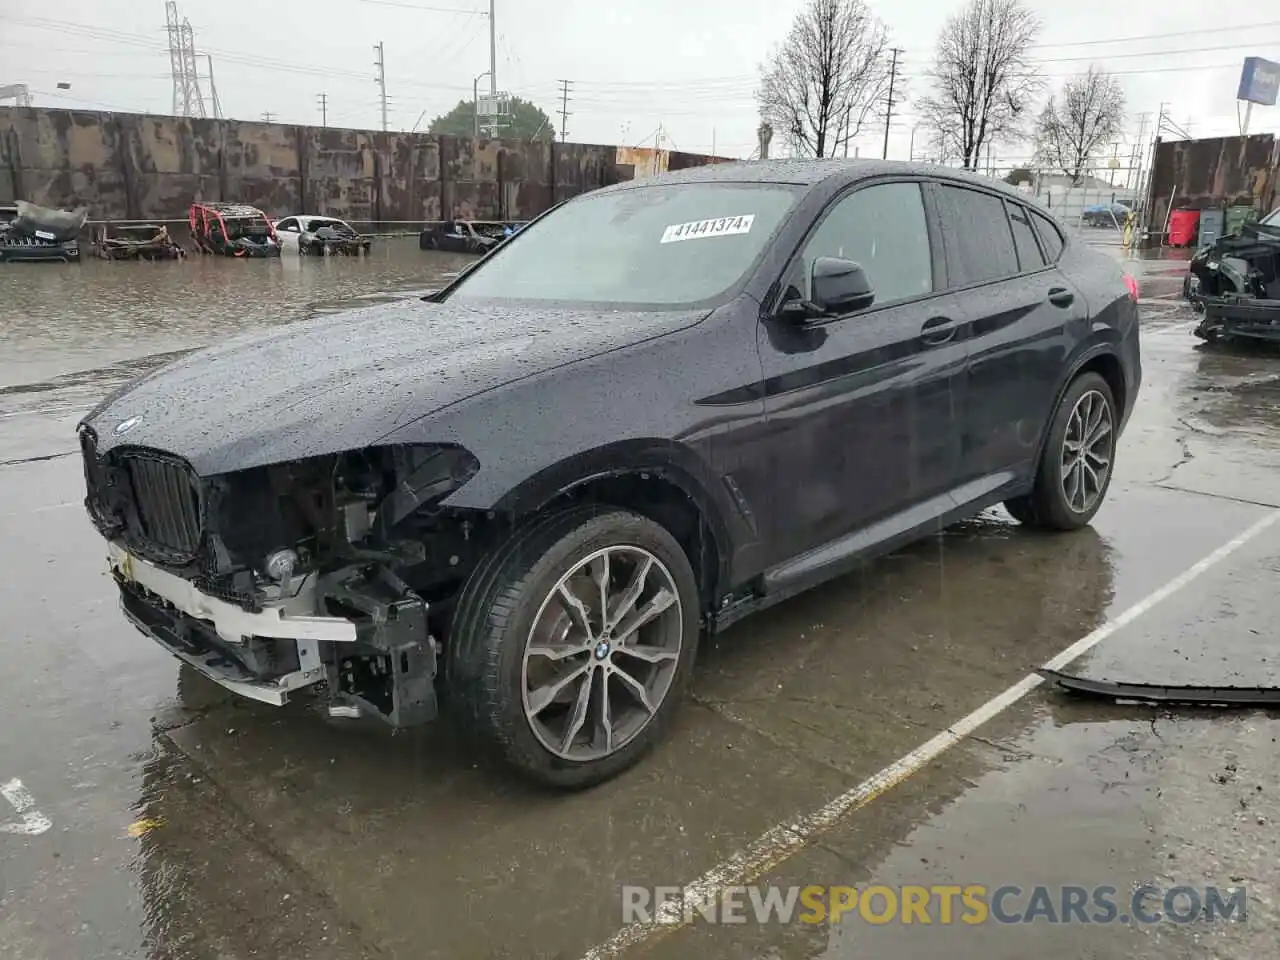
left=449, top=182, right=801, bottom=307
left=1260, top=207, right=1280, bottom=227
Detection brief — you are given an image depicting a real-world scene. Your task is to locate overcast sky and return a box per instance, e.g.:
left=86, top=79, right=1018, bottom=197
left=3, top=0, right=1278, bottom=165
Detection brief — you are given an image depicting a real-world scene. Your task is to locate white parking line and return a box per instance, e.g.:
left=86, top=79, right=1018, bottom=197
left=1, top=778, right=53, bottom=836
left=579, top=507, right=1280, bottom=958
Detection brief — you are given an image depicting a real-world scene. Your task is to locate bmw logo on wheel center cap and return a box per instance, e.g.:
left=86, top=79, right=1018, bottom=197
left=113, top=416, right=141, bottom=436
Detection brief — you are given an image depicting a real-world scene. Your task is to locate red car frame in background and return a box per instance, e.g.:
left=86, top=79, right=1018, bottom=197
left=188, top=202, right=281, bottom=257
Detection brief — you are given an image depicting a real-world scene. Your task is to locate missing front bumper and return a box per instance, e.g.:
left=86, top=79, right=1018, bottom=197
left=108, top=542, right=438, bottom=725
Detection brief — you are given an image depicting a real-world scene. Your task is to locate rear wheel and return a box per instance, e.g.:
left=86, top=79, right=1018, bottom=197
left=447, top=506, right=700, bottom=789
left=1004, top=372, right=1117, bottom=530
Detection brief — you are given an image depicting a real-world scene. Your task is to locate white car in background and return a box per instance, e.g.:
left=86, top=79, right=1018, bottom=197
left=272, top=215, right=371, bottom=256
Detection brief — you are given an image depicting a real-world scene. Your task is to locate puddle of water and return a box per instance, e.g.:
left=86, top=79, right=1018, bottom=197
left=0, top=238, right=474, bottom=389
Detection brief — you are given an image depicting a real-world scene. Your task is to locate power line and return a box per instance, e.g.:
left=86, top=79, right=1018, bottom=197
left=557, top=79, right=573, bottom=142
left=1029, top=20, right=1280, bottom=49
left=261, top=111, right=276, bottom=123
left=357, top=0, right=485, bottom=11
left=317, top=91, right=328, bottom=127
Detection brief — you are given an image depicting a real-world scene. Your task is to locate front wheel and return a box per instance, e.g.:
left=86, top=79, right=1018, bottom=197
left=448, top=506, right=700, bottom=789
left=1005, top=372, right=1117, bottom=530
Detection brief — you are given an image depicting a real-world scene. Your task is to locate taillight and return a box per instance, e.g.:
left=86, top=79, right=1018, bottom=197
left=1123, top=273, right=1139, bottom=302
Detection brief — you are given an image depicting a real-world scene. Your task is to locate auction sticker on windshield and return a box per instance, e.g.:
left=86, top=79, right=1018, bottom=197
left=660, top=215, right=755, bottom=244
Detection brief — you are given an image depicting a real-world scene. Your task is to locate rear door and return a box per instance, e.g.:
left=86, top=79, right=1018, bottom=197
left=930, top=184, right=1084, bottom=487
left=757, top=179, right=969, bottom=564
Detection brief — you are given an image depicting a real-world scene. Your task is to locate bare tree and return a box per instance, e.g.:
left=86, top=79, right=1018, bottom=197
left=1034, top=67, right=1126, bottom=185
left=756, top=0, right=891, bottom=159
left=916, top=0, right=1041, bottom=170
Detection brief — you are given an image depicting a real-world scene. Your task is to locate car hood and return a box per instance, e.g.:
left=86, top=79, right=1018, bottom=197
left=82, top=297, right=708, bottom=475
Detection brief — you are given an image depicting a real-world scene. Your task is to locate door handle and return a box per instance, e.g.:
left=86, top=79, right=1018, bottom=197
left=920, top=316, right=957, bottom=345
left=1048, top=287, right=1075, bottom=308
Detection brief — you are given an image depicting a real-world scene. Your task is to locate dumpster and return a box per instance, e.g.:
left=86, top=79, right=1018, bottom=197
left=1224, top=204, right=1257, bottom=237
left=1168, top=208, right=1200, bottom=247
left=1196, top=207, right=1225, bottom=250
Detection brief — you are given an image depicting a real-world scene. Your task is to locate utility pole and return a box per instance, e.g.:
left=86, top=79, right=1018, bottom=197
left=206, top=54, right=222, bottom=119
left=374, top=42, right=388, bottom=132
left=261, top=111, right=276, bottom=123
left=883, top=47, right=903, bottom=160
left=488, top=0, right=497, bottom=96
left=557, top=79, right=572, bottom=142
left=317, top=92, right=328, bottom=127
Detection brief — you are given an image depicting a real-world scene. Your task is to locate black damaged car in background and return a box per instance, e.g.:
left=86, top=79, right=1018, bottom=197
left=1184, top=205, right=1280, bottom=343
left=78, top=160, right=1142, bottom=788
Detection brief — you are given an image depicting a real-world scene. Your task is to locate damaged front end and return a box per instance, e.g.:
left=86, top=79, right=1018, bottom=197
left=1187, top=213, right=1280, bottom=344
left=80, top=430, right=480, bottom=727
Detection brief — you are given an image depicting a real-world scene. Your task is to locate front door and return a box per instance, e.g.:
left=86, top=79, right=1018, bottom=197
left=757, top=179, right=968, bottom=566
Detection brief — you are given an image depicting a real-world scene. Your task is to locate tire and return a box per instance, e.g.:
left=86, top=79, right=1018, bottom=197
left=447, top=505, right=700, bottom=789
left=1004, top=372, right=1117, bottom=531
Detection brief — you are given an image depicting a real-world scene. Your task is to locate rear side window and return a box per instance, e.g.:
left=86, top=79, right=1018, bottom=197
left=1006, top=201, right=1045, bottom=271
left=1030, top=210, right=1065, bottom=262
left=799, top=181, right=934, bottom=306
left=935, top=185, right=1018, bottom=285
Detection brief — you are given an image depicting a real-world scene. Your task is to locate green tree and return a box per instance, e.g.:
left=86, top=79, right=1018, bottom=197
left=427, top=96, right=556, bottom=140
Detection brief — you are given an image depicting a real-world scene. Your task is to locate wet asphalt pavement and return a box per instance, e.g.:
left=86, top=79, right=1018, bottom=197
left=2, top=238, right=1279, bottom=959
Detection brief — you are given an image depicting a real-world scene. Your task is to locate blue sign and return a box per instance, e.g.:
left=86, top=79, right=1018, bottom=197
left=1238, top=57, right=1280, bottom=106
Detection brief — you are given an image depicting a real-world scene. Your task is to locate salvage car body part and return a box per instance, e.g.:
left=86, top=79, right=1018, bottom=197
left=1038, top=668, right=1280, bottom=705
left=189, top=202, right=281, bottom=257
left=1185, top=206, right=1280, bottom=342
left=79, top=160, right=1141, bottom=781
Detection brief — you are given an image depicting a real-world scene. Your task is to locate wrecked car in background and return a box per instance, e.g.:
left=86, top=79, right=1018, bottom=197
left=189, top=202, right=281, bottom=257
left=274, top=215, right=372, bottom=256
left=1185, top=205, right=1280, bottom=343
left=0, top=200, right=86, bottom=263
left=96, top=222, right=185, bottom=261
left=78, top=160, right=1141, bottom=789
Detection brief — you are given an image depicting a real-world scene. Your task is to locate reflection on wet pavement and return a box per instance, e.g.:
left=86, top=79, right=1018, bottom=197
left=1, top=250, right=1279, bottom=960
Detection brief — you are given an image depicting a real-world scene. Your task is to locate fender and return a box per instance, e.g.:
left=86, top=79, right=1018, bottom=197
left=485, top=439, right=754, bottom=596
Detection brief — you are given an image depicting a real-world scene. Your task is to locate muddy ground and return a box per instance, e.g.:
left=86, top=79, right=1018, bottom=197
left=1, top=241, right=1278, bottom=959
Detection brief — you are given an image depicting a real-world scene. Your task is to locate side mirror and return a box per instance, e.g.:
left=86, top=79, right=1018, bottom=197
left=811, top=257, right=875, bottom=314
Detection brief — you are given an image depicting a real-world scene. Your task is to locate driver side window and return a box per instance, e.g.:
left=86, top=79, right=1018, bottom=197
left=799, top=182, right=934, bottom=306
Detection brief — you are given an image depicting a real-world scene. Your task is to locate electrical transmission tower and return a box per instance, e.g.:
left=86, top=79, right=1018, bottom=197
left=557, top=80, right=573, bottom=142
left=165, top=1, right=206, bottom=118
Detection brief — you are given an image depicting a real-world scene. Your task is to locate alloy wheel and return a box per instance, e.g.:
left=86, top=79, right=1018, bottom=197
left=520, top=546, right=683, bottom=762
left=1060, top=389, right=1113, bottom=514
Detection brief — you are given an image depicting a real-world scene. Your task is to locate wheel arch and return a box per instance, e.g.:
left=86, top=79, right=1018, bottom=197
left=1035, top=339, right=1126, bottom=463
left=487, top=440, right=744, bottom=612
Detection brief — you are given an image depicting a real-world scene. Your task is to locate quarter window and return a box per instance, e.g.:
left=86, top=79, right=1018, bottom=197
left=1006, top=201, right=1045, bottom=271
left=277, top=218, right=298, bottom=232
left=1030, top=210, right=1065, bottom=262
left=799, top=182, right=934, bottom=307
left=935, top=185, right=1019, bottom=285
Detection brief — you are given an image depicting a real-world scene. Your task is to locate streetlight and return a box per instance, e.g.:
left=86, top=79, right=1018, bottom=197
left=473, top=71, right=492, bottom=137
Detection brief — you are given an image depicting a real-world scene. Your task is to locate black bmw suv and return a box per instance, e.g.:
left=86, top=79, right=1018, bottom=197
left=79, top=160, right=1141, bottom=788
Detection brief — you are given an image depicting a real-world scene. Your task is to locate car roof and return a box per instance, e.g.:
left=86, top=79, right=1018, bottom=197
left=596, top=158, right=1039, bottom=204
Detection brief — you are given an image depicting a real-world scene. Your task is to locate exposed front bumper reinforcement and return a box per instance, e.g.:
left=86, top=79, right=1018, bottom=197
left=1038, top=669, right=1280, bottom=706
left=107, top=540, right=357, bottom=705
